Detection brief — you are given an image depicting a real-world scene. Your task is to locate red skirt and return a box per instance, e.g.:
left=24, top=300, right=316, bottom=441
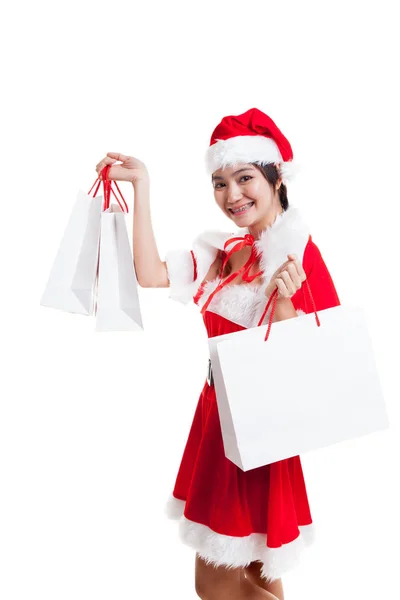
left=165, top=311, right=315, bottom=581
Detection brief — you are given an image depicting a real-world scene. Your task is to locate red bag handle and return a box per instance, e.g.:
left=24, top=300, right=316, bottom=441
left=87, top=177, right=102, bottom=198
left=87, top=166, right=129, bottom=213
left=258, top=280, right=321, bottom=341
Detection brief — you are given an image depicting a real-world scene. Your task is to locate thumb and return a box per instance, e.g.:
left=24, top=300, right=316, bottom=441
left=287, top=253, right=297, bottom=260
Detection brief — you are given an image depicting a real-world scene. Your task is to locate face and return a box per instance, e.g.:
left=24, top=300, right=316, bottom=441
left=212, top=163, right=282, bottom=229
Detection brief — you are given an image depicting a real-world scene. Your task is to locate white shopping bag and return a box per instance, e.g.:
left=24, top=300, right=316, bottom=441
left=40, top=190, right=103, bottom=315
left=208, top=304, right=389, bottom=471
left=95, top=204, right=143, bottom=332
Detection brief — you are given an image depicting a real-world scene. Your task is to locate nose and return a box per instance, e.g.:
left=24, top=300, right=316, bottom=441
left=226, top=181, right=243, bottom=205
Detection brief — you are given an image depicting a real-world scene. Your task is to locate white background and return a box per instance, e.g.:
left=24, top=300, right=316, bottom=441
left=1, top=1, right=399, bottom=598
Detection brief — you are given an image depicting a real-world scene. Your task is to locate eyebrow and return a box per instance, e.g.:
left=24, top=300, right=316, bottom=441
left=211, top=167, right=255, bottom=181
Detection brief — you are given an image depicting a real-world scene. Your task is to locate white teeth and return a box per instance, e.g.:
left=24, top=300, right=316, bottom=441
left=231, top=202, right=254, bottom=214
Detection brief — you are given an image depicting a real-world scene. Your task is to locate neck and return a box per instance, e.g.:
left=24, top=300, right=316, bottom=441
left=247, top=206, right=284, bottom=240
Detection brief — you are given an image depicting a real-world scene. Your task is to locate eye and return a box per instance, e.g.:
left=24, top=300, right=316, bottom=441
left=213, top=175, right=252, bottom=189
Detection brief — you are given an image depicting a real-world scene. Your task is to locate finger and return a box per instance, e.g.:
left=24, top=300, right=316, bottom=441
left=107, top=152, right=129, bottom=162
left=276, top=278, right=290, bottom=298
left=287, top=254, right=306, bottom=281
left=286, top=262, right=302, bottom=289
left=96, top=157, right=117, bottom=169
left=278, top=271, right=296, bottom=296
left=278, top=271, right=297, bottom=296
left=294, top=261, right=307, bottom=282
left=96, top=157, right=117, bottom=174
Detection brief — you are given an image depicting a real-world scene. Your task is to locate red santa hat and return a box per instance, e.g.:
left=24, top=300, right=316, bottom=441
left=205, top=108, right=297, bottom=183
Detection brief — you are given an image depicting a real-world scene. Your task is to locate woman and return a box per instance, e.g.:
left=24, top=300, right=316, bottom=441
left=95, top=108, right=340, bottom=600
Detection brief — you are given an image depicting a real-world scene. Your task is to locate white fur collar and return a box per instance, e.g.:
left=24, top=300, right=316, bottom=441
left=166, top=205, right=310, bottom=305
left=251, top=206, right=310, bottom=283
left=200, top=205, right=310, bottom=285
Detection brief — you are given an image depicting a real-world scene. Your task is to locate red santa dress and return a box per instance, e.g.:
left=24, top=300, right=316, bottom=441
left=164, top=206, right=340, bottom=581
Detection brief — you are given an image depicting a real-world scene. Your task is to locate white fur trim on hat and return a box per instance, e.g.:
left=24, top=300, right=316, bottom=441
left=279, top=160, right=300, bottom=182
left=206, top=135, right=298, bottom=183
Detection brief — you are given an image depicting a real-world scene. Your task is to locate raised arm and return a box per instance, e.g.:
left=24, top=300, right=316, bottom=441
left=131, top=177, right=169, bottom=288
left=95, top=153, right=168, bottom=288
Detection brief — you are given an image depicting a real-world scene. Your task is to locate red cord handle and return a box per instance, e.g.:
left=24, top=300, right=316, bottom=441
left=258, top=279, right=321, bottom=341
left=87, top=166, right=129, bottom=213
left=87, top=177, right=102, bottom=198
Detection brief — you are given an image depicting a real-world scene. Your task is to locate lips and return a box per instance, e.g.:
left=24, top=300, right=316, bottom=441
left=229, top=201, right=255, bottom=215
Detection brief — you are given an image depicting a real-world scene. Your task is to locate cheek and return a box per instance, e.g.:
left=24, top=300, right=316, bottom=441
left=249, top=180, right=264, bottom=198
left=249, top=180, right=272, bottom=203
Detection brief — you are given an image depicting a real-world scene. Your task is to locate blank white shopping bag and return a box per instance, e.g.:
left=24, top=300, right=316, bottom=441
left=95, top=205, right=143, bottom=332
left=40, top=190, right=102, bottom=315
left=209, top=305, right=389, bottom=471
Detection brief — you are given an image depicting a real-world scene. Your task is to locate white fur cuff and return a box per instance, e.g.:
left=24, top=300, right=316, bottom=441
left=165, top=249, right=196, bottom=304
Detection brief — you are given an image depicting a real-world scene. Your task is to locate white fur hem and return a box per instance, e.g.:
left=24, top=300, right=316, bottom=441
left=165, top=495, right=186, bottom=520
left=165, top=496, right=315, bottom=581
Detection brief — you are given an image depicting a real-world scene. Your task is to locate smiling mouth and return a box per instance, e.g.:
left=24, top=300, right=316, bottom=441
left=229, top=201, right=255, bottom=215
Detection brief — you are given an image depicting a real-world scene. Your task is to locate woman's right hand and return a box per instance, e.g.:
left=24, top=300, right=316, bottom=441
left=95, top=153, right=149, bottom=184
left=264, top=254, right=306, bottom=300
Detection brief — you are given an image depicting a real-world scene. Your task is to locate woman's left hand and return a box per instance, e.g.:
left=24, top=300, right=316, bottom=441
left=264, top=254, right=307, bottom=300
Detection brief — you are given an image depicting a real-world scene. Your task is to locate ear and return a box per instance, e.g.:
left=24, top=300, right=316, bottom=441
left=273, top=162, right=283, bottom=190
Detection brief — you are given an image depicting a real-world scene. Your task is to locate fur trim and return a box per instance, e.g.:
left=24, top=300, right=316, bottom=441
left=193, top=207, right=310, bottom=325
left=251, top=206, right=310, bottom=287
left=164, top=495, right=185, bottom=520
left=165, top=206, right=310, bottom=306
left=164, top=496, right=315, bottom=582
left=206, top=135, right=282, bottom=174
left=165, top=231, right=230, bottom=304
left=164, top=249, right=196, bottom=304
left=196, top=281, right=305, bottom=328
left=197, top=280, right=272, bottom=328
left=205, top=135, right=298, bottom=183
left=279, top=160, right=300, bottom=183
